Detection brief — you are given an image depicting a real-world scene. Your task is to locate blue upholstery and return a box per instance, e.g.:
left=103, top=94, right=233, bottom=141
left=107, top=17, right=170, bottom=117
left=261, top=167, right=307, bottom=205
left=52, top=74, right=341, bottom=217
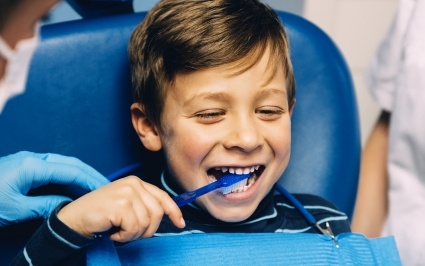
left=66, top=0, right=134, bottom=18
left=0, top=13, right=146, bottom=178
left=0, top=10, right=360, bottom=264
left=276, top=11, right=360, bottom=218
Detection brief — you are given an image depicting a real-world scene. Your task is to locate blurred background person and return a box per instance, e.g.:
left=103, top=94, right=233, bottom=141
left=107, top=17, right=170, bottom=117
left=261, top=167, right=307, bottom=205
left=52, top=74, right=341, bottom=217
left=352, top=0, right=425, bottom=264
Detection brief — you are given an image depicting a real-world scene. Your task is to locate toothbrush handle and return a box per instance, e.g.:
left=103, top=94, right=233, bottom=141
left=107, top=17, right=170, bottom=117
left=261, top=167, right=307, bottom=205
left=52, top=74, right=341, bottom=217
left=173, top=191, right=198, bottom=207
left=173, top=182, right=220, bottom=207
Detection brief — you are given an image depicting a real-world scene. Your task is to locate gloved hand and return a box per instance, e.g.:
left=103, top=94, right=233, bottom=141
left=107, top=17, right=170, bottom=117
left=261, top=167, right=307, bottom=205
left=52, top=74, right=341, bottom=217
left=0, top=151, right=110, bottom=227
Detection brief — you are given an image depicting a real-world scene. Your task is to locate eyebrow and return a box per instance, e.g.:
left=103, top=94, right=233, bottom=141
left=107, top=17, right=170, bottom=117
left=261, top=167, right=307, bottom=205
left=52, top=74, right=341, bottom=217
left=255, top=88, right=287, bottom=99
left=183, top=92, right=232, bottom=106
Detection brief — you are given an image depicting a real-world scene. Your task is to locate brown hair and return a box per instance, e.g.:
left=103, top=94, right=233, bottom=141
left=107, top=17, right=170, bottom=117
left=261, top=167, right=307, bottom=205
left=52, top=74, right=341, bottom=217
left=129, top=0, right=295, bottom=128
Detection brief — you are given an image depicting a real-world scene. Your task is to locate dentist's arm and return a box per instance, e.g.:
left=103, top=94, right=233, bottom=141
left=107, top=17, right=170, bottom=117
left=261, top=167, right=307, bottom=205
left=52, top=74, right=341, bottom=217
left=352, top=111, right=390, bottom=237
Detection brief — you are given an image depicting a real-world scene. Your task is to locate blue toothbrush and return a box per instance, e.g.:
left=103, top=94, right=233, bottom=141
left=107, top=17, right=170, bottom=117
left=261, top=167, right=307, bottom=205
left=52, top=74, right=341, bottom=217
left=173, top=173, right=250, bottom=207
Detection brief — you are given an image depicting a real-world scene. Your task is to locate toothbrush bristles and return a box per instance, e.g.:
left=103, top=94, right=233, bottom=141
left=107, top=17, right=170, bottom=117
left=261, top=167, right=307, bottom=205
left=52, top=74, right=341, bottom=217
left=219, top=178, right=248, bottom=194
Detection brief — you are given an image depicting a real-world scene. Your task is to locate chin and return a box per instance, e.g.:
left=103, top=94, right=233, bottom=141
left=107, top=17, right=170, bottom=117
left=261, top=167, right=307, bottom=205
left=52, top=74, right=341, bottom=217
left=208, top=205, right=256, bottom=223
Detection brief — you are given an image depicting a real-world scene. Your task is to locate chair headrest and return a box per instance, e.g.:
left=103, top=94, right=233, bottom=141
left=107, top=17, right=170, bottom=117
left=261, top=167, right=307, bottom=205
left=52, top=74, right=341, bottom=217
left=66, top=0, right=134, bottom=18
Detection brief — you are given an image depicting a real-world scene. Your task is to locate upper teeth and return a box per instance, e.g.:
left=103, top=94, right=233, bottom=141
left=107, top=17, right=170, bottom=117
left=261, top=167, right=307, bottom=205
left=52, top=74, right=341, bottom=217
left=214, top=166, right=259, bottom=175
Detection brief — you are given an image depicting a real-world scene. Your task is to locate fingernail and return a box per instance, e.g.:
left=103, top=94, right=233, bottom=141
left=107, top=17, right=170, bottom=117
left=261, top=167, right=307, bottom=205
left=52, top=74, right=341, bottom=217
left=180, top=217, right=186, bottom=228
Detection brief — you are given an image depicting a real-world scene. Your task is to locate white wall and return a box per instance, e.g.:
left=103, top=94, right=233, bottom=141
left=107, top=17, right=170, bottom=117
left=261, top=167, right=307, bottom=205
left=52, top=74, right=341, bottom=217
left=301, top=0, right=398, bottom=145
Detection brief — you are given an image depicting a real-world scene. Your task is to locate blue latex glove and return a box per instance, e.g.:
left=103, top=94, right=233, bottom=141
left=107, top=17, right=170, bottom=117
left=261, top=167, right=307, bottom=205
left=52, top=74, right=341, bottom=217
left=0, top=151, right=110, bottom=227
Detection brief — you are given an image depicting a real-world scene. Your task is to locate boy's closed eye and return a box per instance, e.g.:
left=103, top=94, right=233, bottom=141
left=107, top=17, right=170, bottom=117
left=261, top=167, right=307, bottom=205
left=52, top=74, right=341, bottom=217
left=192, top=109, right=226, bottom=124
left=190, top=106, right=287, bottom=123
left=256, top=106, right=286, bottom=120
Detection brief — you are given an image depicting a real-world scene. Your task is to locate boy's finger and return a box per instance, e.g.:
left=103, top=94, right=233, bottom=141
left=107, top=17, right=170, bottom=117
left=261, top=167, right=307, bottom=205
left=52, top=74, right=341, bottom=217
left=160, top=195, right=185, bottom=228
left=143, top=182, right=185, bottom=228
left=110, top=204, right=147, bottom=242
left=137, top=191, right=164, bottom=238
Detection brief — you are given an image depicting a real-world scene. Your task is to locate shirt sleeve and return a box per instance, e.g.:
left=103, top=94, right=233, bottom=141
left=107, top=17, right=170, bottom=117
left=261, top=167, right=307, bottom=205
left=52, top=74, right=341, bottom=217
left=10, top=201, right=94, bottom=266
left=364, top=0, right=416, bottom=112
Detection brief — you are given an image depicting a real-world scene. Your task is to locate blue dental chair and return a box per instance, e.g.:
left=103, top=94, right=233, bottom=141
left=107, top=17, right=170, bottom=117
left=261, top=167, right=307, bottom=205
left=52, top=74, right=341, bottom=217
left=0, top=1, right=360, bottom=264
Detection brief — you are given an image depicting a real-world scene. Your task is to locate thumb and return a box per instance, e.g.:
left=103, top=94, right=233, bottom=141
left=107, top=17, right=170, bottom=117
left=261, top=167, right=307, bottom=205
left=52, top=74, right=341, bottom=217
left=23, top=195, right=72, bottom=220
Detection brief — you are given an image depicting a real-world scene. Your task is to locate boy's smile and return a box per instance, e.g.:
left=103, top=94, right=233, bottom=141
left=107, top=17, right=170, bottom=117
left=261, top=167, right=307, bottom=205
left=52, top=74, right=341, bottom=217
left=207, top=165, right=264, bottom=194
left=134, top=49, right=294, bottom=222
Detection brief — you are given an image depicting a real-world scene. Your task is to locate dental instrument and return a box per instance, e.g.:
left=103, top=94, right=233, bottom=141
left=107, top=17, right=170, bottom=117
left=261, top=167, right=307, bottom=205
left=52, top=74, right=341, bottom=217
left=274, top=183, right=339, bottom=247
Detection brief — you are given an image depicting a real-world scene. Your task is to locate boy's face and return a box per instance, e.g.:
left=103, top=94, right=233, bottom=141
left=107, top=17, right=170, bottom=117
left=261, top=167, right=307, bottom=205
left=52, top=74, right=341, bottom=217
left=134, top=50, right=293, bottom=222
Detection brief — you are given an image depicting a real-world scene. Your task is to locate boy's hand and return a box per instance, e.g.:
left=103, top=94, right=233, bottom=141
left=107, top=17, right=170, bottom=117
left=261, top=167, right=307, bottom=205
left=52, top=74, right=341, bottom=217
left=57, top=175, right=185, bottom=242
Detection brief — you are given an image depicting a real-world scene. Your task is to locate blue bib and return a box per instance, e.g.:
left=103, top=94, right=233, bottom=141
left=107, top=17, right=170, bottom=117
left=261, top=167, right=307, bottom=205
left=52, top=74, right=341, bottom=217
left=86, top=232, right=400, bottom=265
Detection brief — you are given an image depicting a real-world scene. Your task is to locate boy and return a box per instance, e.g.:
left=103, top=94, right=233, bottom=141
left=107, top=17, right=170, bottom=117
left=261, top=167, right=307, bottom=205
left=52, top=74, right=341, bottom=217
left=126, top=0, right=350, bottom=234
left=12, top=0, right=350, bottom=264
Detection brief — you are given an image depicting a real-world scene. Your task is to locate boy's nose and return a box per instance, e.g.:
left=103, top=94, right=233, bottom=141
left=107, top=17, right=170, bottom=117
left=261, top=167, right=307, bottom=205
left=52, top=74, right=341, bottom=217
left=222, top=118, right=263, bottom=153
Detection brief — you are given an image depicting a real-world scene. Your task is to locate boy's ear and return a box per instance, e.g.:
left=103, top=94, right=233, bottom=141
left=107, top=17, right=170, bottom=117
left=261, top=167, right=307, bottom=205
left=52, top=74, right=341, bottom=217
left=289, top=99, right=296, bottom=116
left=131, top=103, right=162, bottom=151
